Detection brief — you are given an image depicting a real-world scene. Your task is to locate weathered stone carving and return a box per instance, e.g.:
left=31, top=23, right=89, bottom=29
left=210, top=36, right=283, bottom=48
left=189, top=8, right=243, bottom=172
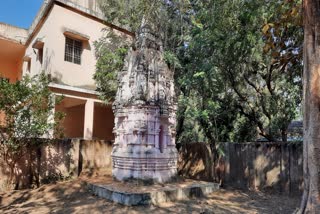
left=111, top=19, right=177, bottom=183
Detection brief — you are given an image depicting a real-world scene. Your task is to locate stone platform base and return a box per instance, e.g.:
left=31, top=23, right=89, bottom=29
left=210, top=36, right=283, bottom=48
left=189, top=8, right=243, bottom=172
left=87, top=179, right=219, bottom=206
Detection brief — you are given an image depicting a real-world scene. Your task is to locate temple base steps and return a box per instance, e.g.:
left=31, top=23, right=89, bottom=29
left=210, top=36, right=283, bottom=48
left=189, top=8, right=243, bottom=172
left=87, top=177, right=220, bottom=206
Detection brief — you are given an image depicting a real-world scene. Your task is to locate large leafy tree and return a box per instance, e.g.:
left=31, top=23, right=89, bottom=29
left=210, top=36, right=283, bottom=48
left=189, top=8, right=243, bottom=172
left=95, top=0, right=302, bottom=144
left=179, top=0, right=302, bottom=143
left=0, top=74, right=62, bottom=189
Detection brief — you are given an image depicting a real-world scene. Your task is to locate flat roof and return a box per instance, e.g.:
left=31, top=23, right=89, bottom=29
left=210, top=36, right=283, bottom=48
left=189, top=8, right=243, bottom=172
left=0, top=22, right=28, bottom=44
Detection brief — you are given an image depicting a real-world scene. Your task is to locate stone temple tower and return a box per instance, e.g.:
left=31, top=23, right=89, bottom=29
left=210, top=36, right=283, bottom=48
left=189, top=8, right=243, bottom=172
left=111, top=19, right=178, bottom=183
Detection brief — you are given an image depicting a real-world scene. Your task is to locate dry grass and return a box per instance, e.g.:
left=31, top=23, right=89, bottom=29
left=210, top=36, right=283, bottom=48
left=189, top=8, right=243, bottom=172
left=0, top=175, right=300, bottom=214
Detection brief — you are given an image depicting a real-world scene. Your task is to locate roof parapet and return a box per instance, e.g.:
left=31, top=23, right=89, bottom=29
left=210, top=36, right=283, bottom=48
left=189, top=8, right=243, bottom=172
left=27, top=0, right=52, bottom=38
left=0, top=22, right=28, bottom=44
left=27, top=0, right=107, bottom=39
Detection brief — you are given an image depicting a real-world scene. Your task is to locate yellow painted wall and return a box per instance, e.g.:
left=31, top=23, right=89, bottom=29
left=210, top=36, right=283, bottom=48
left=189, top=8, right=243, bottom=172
left=0, top=38, right=25, bottom=83
left=56, top=102, right=85, bottom=138
left=0, top=57, right=22, bottom=83
left=93, top=104, right=114, bottom=141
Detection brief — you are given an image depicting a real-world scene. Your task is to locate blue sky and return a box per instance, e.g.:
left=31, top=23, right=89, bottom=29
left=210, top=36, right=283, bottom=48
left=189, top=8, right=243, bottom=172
left=0, top=0, right=43, bottom=29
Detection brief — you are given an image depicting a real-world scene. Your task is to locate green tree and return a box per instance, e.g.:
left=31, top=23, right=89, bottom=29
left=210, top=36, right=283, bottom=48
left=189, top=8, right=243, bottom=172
left=94, top=31, right=130, bottom=102
left=0, top=74, right=63, bottom=189
left=179, top=0, right=302, bottom=142
left=95, top=0, right=303, bottom=144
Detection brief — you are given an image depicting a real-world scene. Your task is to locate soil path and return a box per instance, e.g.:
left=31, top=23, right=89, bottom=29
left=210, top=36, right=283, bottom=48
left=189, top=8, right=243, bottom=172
left=0, top=177, right=300, bottom=214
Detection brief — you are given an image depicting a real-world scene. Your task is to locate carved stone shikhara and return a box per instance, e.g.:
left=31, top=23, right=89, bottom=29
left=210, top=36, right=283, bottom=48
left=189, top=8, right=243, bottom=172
left=111, top=20, right=178, bottom=183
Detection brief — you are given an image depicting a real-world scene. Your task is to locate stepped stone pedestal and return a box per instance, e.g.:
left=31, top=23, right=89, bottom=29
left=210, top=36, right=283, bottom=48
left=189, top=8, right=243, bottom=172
left=87, top=178, right=220, bottom=206
left=111, top=19, right=178, bottom=183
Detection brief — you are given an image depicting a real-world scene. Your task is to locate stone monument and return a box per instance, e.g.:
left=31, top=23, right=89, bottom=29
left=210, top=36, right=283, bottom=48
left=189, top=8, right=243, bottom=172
left=111, top=19, right=178, bottom=183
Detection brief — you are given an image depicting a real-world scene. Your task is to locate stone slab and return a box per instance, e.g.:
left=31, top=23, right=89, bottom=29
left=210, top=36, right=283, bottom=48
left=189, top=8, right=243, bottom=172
left=87, top=180, right=219, bottom=206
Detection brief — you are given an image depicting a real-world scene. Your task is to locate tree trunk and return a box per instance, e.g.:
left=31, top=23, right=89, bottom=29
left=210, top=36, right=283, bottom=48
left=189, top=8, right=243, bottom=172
left=7, top=161, right=16, bottom=190
left=281, top=129, right=287, bottom=142
left=299, top=0, right=320, bottom=213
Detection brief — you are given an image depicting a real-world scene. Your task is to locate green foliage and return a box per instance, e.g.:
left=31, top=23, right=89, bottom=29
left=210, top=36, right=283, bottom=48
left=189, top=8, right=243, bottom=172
left=95, top=0, right=302, bottom=144
left=177, top=0, right=302, bottom=142
left=164, top=51, right=182, bottom=70
left=97, top=0, right=191, bottom=37
left=41, top=172, right=73, bottom=184
left=98, top=0, right=156, bottom=32
left=95, top=0, right=191, bottom=102
left=94, top=31, right=129, bottom=102
left=262, top=0, right=302, bottom=70
left=0, top=73, right=63, bottom=185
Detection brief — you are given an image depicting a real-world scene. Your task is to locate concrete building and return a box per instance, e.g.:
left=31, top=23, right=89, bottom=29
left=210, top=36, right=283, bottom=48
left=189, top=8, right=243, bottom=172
left=0, top=0, right=133, bottom=140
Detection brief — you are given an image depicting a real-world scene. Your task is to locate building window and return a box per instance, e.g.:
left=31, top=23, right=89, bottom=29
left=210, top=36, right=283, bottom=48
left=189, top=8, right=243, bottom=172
left=38, top=48, right=43, bottom=64
left=27, top=60, right=31, bottom=73
left=64, top=37, right=82, bottom=65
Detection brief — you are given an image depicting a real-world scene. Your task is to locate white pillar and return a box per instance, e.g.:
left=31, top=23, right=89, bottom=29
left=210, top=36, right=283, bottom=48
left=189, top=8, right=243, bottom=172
left=83, top=99, right=94, bottom=140
left=46, top=94, right=56, bottom=138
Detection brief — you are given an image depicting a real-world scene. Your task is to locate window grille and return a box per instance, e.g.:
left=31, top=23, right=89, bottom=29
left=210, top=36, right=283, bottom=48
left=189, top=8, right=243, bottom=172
left=64, top=37, right=82, bottom=64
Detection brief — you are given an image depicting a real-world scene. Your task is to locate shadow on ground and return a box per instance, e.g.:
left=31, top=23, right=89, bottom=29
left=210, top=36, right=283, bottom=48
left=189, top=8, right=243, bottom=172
left=0, top=175, right=300, bottom=214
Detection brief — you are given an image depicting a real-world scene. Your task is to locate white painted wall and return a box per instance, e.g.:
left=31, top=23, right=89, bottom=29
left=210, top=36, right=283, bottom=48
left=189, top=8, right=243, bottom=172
left=23, top=4, right=126, bottom=90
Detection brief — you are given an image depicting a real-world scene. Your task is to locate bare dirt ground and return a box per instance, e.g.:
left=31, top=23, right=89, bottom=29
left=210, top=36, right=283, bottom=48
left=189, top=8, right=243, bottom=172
left=0, top=176, right=300, bottom=214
